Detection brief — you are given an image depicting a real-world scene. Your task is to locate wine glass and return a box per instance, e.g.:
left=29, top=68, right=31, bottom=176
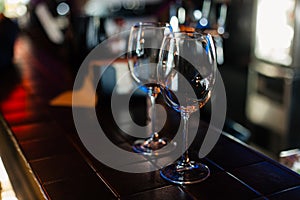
left=127, top=22, right=172, bottom=154
left=157, top=31, right=217, bottom=184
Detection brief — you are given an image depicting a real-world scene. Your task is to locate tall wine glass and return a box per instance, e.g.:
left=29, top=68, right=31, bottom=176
left=127, top=22, right=172, bottom=154
left=158, top=31, right=217, bottom=184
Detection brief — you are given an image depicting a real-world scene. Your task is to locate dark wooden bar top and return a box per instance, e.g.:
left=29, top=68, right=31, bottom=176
left=1, top=34, right=300, bottom=200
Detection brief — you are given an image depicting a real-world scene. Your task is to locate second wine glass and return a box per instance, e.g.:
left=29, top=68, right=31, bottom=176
left=127, top=22, right=172, bottom=154
left=158, top=31, right=217, bottom=184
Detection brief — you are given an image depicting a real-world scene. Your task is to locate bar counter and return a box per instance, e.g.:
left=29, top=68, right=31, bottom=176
left=1, top=34, right=300, bottom=200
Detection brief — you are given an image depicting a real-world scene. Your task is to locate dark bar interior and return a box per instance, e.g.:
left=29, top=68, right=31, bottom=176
left=1, top=0, right=300, bottom=199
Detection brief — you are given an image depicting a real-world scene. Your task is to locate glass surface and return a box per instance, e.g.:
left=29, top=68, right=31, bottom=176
left=127, top=22, right=172, bottom=154
left=158, top=31, right=217, bottom=184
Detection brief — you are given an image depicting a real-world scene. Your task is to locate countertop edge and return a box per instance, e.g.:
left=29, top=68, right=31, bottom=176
left=0, top=113, right=48, bottom=200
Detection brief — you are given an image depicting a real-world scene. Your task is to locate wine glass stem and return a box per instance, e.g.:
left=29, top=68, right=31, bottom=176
left=148, top=90, right=157, bottom=140
left=181, top=111, right=191, bottom=164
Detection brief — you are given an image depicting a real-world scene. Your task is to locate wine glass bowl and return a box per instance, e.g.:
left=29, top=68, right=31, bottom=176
left=158, top=31, right=217, bottom=184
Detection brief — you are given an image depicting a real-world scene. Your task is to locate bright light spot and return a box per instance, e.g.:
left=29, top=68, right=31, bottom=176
left=255, top=0, right=294, bottom=65
left=19, top=0, right=29, bottom=4
left=170, top=16, right=179, bottom=32
left=5, top=0, right=18, bottom=4
left=3, top=0, right=29, bottom=18
left=178, top=7, right=185, bottom=24
left=217, top=26, right=225, bottom=34
left=16, top=4, right=26, bottom=16
left=193, top=10, right=202, bottom=20
left=216, top=45, right=224, bottom=64
left=199, top=18, right=208, bottom=27
left=56, top=2, right=70, bottom=16
left=84, top=0, right=108, bottom=16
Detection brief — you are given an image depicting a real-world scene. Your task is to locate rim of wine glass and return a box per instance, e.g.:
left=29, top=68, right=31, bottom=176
left=163, top=30, right=217, bottom=61
left=133, top=21, right=171, bottom=29
left=165, top=30, right=212, bottom=40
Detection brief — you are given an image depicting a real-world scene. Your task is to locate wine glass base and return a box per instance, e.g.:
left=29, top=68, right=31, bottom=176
left=133, top=138, right=175, bottom=155
left=160, top=161, right=210, bottom=185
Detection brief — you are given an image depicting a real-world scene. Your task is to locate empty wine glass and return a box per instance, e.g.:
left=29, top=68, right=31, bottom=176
left=158, top=31, right=217, bottom=184
left=127, top=22, right=172, bottom=154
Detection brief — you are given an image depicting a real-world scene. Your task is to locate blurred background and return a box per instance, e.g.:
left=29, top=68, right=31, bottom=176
left=1, top=0, right=300, bottom=160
